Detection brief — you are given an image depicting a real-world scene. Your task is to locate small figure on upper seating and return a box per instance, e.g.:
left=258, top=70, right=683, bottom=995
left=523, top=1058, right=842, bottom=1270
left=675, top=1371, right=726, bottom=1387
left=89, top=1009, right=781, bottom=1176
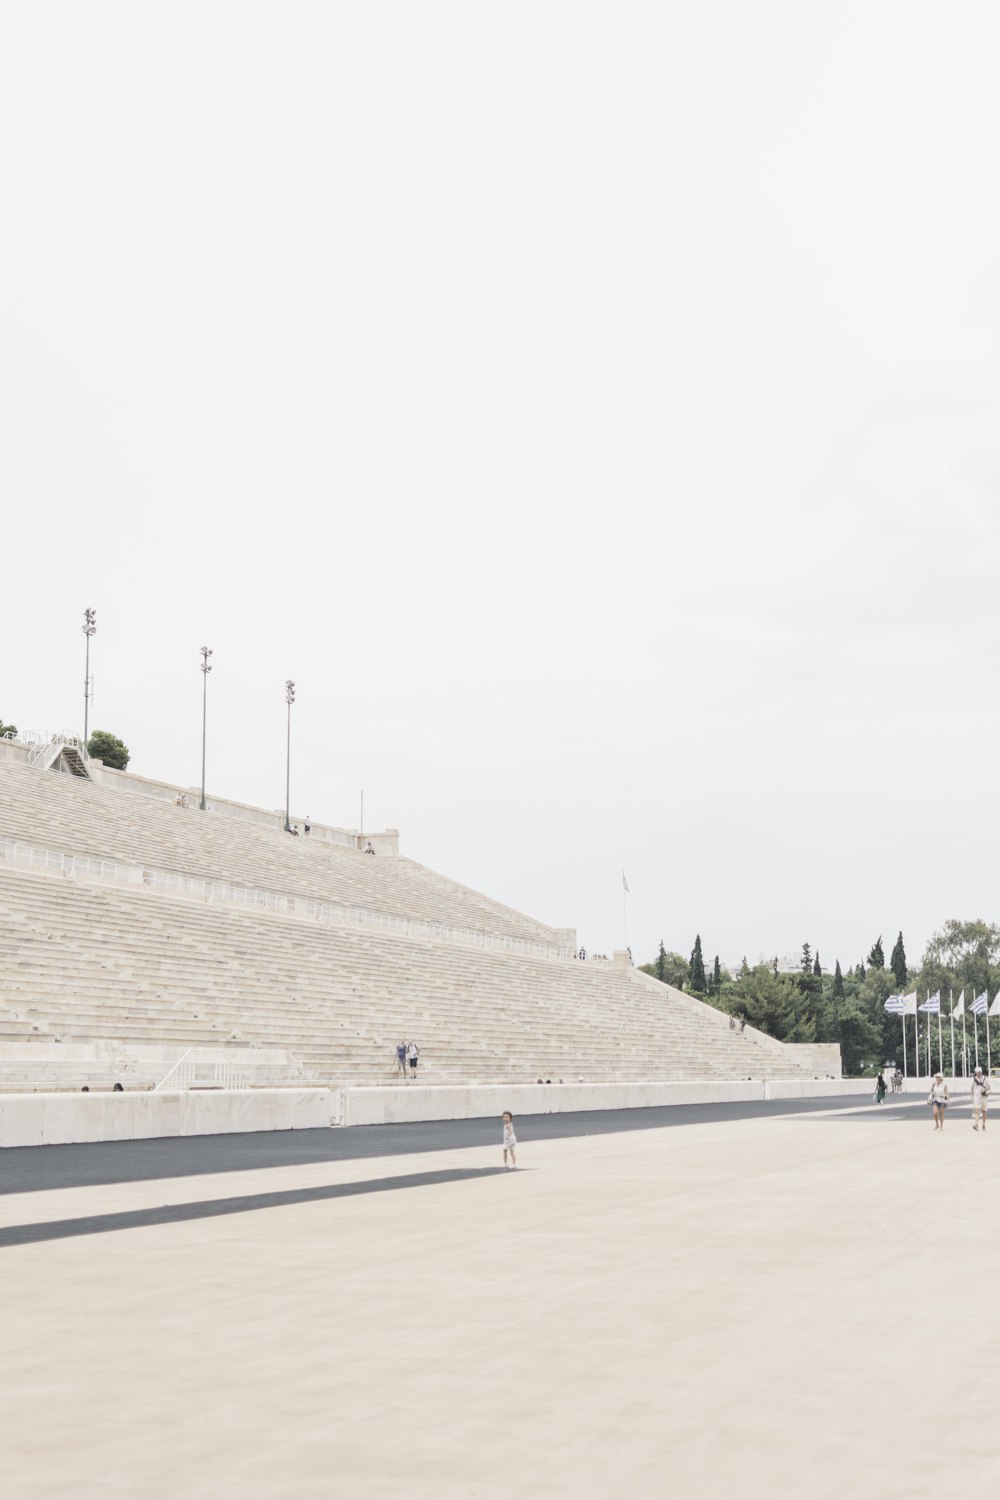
left=304, top=815, right=311, bottom=836
left=364, top=841, right=375, bottom=855
left=113, top=1081, right=124, bottom=1092
left=406, top=1040, right=420, bottom=1080
left=290, top=825, right=300, bottom=836
left=578, top=948, right=586, bottom=961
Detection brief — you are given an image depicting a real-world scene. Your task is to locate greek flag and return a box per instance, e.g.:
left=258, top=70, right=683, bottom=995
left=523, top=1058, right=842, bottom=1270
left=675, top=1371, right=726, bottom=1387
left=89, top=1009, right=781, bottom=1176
left=972, top=992, right=988, bottom=1016
left=919, top=993, right=941, bottom=1014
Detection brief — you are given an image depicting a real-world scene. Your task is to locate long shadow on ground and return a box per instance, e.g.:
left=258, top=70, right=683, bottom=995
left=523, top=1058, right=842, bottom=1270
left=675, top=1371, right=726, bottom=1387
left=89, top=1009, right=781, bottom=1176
left=0, top=1165, right=504, bottom=1247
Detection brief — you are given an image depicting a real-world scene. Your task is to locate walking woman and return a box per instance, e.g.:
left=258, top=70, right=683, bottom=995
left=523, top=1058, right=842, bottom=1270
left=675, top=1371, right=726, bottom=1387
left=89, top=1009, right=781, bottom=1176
left=875, top=1072, right=887, bottom=1104
left=928, top=1072, right=949, bottom=1129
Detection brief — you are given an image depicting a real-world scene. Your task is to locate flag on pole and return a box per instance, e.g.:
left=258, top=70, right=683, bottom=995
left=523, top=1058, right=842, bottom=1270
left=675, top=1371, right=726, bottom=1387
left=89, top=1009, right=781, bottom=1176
left=622, top=872, right=629, bottom=894
left=919, top=993, right=941, bottom=1014
left=901, top=992, right=917, bottom=1014
left=972, top=992, right=988, bottom=1015
left=988, top=994, right=1000, bottom=1018
left=885, top=992, right=918, bottom=1015
left=953, top=994, right=965, bottom=1018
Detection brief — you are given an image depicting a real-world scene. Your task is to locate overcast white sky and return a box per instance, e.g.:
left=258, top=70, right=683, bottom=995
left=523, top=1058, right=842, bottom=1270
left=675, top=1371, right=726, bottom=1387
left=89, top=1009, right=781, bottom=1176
left=3, top=1, right=998, bottom=973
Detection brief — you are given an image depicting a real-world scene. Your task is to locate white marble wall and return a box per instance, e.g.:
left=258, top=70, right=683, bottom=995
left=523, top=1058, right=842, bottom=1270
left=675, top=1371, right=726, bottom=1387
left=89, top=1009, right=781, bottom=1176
left=0, top=1088, right=335, bottom=1147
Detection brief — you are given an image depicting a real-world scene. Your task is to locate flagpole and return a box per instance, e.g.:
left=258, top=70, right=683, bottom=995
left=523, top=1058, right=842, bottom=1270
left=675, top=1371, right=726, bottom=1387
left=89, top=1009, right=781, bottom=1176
left=926, top=991, right=931, bottom=1075
left=938, top=1003, right=943, bottom=1075
left=975, top=1005, right=979, bottom=1070
left=913, top=1003, right=918, bottom=1082
left=902, top=1009, right=907, bottom=1079
left=621, top=871, right=629, bottom=953
left=988, top=994, right=992, bottom=1077
left=950, top=990, right=955, bottom=1077
left=962, top=991, right=968, bottom=1077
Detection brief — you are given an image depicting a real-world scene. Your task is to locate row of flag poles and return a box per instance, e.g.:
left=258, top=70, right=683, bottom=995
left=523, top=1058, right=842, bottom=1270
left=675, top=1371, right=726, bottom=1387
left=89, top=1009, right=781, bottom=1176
left=884, top=989, right=1000, bottom=1077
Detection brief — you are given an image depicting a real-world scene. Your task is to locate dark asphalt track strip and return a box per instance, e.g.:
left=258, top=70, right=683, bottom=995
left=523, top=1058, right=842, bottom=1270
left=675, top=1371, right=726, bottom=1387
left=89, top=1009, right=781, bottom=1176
left=0, top=1165, right=504, bottom=1248
left=1, top=1094, right=927, bottom=1196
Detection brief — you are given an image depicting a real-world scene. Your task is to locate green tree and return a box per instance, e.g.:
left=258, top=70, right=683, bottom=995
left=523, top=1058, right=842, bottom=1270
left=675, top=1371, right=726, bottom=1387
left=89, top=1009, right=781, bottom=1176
left=86, top=730, right=130, bottom=770
left=690, top=935, right=707, bottom=994
left=0, top=718, right=16, bottom=738
left=730, top=964, right=816, bottom=1043
left=739, top=956, right=750, bottom=978
left=711, top=955, right=722, bottom=995
left=655, top=940, right=667, bottom=984
left=890, top=931, right=907, bottom=988
left=813, top=951, right=822, bottom=978
left=639, top=949, right=689, bottom=990
left=857, top=961, right=866, bottom=982
left=869, top=936, right=885, bottom=969
left=833, top=960, right=845, bottom=1000
left=800, top=943, right=812, bottom=975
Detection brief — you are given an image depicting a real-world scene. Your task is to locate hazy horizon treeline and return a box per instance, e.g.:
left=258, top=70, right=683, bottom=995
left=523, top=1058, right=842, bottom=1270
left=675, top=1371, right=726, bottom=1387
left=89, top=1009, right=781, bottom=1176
left=640, top=920, right=1000, bottom=1075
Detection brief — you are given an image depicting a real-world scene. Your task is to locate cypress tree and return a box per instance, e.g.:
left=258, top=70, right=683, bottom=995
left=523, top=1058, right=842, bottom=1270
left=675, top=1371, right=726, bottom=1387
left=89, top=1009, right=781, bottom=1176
left=712, top=955, right=722, bottom=994
left=813, top=951, right=821, bottom=978
left=833, top=960, right=845, bottom=999
left=655, top=940, right=667, bottom=984
left=869, top=936, right=885, bottom=969
left=857, top=960, right=866, bottom=981
left=690, top=935, right=707, bottom=993
left=890, top=931, right=907, bottom=988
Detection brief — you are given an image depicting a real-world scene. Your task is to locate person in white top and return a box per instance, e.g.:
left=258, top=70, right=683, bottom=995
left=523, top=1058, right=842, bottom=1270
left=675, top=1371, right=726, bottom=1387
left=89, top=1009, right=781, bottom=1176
left=502, top=1111, right=517, bottom=1170
left=928, top=1073, right=949, bottom=1129
left=971, top=1066, right=991, bottom=1131
left=406, top=1041, right=419, bottom=1080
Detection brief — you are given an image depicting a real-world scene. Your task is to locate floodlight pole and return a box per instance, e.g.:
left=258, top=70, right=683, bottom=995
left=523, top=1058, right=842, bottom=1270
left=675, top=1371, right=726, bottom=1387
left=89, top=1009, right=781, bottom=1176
left=284, top=680, right=296, bottom=832
left=82, top=608, right=97, bottom=744
left=199, top=647, right=213, bottom=810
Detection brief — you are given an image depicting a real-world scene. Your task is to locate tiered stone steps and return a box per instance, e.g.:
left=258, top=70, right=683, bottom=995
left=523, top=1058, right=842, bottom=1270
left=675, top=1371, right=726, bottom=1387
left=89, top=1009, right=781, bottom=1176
left=0, top=861, right=816, bottom=1091
left=0, top=761, right=560, bottom=947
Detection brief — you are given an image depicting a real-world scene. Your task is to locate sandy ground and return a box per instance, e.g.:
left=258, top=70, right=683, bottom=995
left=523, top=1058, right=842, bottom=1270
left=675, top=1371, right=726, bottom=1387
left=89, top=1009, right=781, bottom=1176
left=2, top=1098, right=995, bottom=1499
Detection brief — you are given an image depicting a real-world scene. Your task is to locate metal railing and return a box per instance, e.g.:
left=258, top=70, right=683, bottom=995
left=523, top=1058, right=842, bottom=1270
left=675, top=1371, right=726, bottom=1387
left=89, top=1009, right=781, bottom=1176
left=0, top=839, right=577, bottom=959
left=26, top=734, right=90, bottom=769
left=154, top=1049, right=250, bottom=1092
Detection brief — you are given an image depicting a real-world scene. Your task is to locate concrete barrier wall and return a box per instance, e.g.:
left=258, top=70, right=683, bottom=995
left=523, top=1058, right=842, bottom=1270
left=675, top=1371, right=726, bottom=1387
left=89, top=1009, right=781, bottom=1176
left=0, top=1088, right=335, bottom=1148
left=342, top=1078, right=874, bottom=1126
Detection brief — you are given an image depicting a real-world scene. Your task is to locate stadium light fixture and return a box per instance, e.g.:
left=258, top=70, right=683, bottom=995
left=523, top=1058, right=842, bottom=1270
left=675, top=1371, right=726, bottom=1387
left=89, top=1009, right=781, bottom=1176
left=284, top=679, right=296, bottom=832
left=82, top=608, right=97, bottom=745
left=199, top=647, right=213, bottom=811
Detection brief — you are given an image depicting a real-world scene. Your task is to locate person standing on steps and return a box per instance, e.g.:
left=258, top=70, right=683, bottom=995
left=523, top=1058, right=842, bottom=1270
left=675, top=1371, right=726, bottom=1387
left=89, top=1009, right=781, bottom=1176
left=407, top=1040, right=420, bottom=1080
left=304, top=814, right=311, bottom=836
left=972, top=1066, right=991, bottom=1131
left=395, top=1040, right=407, bottom=1079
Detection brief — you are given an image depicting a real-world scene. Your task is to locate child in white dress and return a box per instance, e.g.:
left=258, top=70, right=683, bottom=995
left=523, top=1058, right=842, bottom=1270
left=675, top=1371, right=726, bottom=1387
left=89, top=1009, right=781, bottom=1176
left=502, top=1111, right=517, bottom=1170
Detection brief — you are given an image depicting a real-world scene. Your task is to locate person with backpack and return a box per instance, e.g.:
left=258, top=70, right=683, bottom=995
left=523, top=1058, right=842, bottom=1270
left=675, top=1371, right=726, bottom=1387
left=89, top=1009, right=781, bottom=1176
left=406, top=1040, right=420, bottom=1080
left=394, top=1041, right=407, bottom=1079
left=971, top=1066, right=991, bottom=1131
